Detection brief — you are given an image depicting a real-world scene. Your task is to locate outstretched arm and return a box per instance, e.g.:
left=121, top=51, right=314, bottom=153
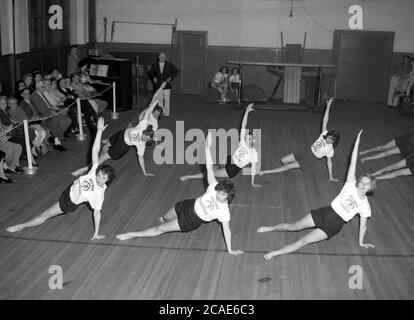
left=137, top=81, right=168, bottom=123
left=346, top=130, right=363, bottom=183
left=91, top=210, right=105, bottom=240
left=240, top=103, right=254, bottom=142
left=221, top=221, right=244, bottom=256
left=92, top=117, right=107, bottom=165
left=359, top=217, right=375, bottom=249
left=205, top=132, right=217, bottom=186
left=321, top=97, right=334, bottom=132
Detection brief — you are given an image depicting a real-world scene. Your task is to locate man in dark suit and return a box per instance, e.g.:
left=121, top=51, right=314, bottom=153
left=148, top=52, right=179, bottom=117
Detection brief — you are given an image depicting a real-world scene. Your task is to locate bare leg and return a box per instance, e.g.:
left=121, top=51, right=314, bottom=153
left=359, top=139, right=396, bottom=155
left=360, top=146, right=401, bottom=163
left=264, top=229, right=328, bottom=260
left=158, top=207, right=177, bottom=223
left=257, top=213, right=315, bottom=233
left=259, top=161, right=300, bottom=176
left=376, top=168, right=412, bottom=180
left=116, top=218, right=181, bottom=240
left=180, top=167, right=230, bottom=181
left=6, top=202, right=64, bottom=233
left=371, top=159, right=407, bottom=176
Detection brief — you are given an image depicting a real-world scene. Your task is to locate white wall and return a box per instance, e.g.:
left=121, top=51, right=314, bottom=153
left=96, top=0, right=414, bottom=52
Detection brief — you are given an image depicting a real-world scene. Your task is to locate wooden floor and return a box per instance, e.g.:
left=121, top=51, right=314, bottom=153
left=0, top=96, right=413, bottom=299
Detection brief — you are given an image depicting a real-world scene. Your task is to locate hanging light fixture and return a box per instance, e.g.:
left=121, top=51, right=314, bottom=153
left=289, top=0, right=294, bottom=17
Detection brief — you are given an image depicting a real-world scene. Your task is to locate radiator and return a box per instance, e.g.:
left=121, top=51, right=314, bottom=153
left=283, top=66, right=302, bottom=104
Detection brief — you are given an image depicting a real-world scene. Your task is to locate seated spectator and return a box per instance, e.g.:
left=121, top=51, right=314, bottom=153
left=210, top=66, right=229, bottom=102
left=15, top=80, right=26, bottom=100
left=50, top=69, right=62, bottom=82
left=388, top=55, right=412, bottom=107
left=33, top=71, right=43, bottom=87
left=23, top=73, right=35, bottom=93
left=0, top=96, right=36, bottom=160
left=0, top=119, right=23, bottom=174
left=30, top=81, right=71, bottom=151
left=71, top=72, right=108, bottom=115
left=19, top=88, right=51, bottom=155
left=9, top=94, right=48, bottom=158
left=58, top=77, right=97, bottom=134
left=0, top=150, right=13, bottom=183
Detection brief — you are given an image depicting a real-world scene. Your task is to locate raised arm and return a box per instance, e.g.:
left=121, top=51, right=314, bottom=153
left=205, top=132, right=217, bottom=186
left=240, top=103, right=254, bottom=142
left=149, top=81, right=167, bottom=106
left=346, top=130, right=363, bottom=183
left=92, top=117, right=107, bottom=165
left=321, top=97, right=334, bottom=132
left=141, top=81, right=167, bottom=122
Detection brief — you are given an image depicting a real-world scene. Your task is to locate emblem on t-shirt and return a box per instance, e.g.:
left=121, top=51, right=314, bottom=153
left=312, top=140, right=324, bottom=152
left=343, top=196, right=358, bottom=211
left=130, top=132, right=140, bottom=142
left=81, top=178, right=95, bottom=192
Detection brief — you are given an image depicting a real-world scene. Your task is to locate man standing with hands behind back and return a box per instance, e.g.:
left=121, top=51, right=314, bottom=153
left=148, top=52, right=179, bottom=117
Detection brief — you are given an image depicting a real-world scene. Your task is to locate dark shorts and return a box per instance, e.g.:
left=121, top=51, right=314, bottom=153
left=108, top=130, right=130, bottom=160
left=395, top=131, right=414, bottom=158
left=225, top=154, right=242, bottom=178
left=406, top=153, right=414, bottom=175
left=175, top=199, right=205, bottom=233
left=58, top=184, right=80, bottom=213
left=230, top=82, right=240, bottom=90
left=311, top=206, right=346, bottom=240
left=0, top=150, right=5, bottom=161
left=294, top=149, right=318, bottom=170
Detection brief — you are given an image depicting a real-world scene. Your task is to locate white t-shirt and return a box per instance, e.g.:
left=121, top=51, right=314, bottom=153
left=229, top=74, right=240, bottom=83
left=311, top=130, right=334, bottom=159
left=212, top=72, right=227, bottom=84
left=69, top=164, right=107, bottom=210
left=232, top=138, right=258, bottom=168
left=194, top=182, right=231, bottom=223
left=124, top=119, right=148, bottom=156
left=331, top=181, right=371, bottom=222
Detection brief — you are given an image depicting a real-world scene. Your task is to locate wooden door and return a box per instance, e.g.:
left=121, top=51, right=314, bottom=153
left=333, top=30, right=394, bottom=102
left=177, top=31, right=207, bottom=94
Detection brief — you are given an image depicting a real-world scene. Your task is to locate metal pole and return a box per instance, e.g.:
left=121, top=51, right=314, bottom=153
left=136, top=56, right=139, bottom=108
left=76, top=99, right=87, bottom=141
left=111, top=82, right=119, bottom=119
left=23, top=120, right=38, bottom=175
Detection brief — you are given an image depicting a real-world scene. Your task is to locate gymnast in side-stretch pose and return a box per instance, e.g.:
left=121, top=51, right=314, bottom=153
left=71, top=82, right=168, bottom=177
left=116, top=132, right=244, bottom=256
left=360, top=131, right=414, bottom=163
left=257, top=130, right=376, bottom=260
left=259, top=98, right=340, bottom=181
left=369, top=151, right=414, bottom=181
left=6, top=118, right=116, bottom=240
left=180, top=103, right=262, bottom=187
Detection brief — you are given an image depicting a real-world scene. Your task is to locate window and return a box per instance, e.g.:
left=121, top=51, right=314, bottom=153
left=28, top=0, right=70, bottom=50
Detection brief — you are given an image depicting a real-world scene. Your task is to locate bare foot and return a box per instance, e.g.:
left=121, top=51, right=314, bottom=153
left=257, top=226, right=274, bottom=233
left=116, top=233, right=136, bottom=241
left=6, top=225, right=24, bottom=233
left=264, top=252, right=278, bottom=260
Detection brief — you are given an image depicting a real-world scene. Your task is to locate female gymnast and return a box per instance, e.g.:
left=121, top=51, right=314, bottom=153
left=360, top=131, right=414, bottom=163
left=6, top=117, right=116, bottom=240
left=71, top=82, right=167, bottom=177
left=259, top=98, right=340, bottom=181
left=369, top=151, right=414, bottom=181
left=257, top=130, right=376, bottom=260
left=116, top=132, right=244, bottom=256
left=179, top=103, right=261, bottom=187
